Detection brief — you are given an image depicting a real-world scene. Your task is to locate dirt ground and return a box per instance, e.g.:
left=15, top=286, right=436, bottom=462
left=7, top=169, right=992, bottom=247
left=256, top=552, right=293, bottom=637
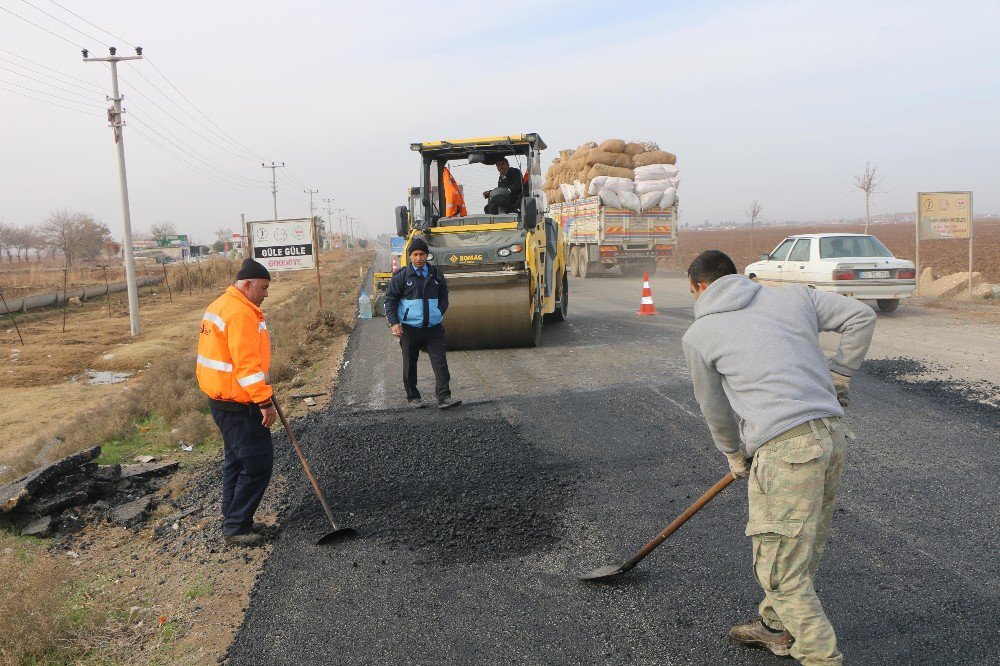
left=673, top=218, right=1000, bottom=284
left=0, top=250, right=369, bottom=664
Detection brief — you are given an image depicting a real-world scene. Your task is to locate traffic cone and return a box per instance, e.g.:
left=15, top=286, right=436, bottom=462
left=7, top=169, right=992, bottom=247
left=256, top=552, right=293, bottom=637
left=636, top=271, right=657, bottom=316
left=391, top=256, right=398, bottom=272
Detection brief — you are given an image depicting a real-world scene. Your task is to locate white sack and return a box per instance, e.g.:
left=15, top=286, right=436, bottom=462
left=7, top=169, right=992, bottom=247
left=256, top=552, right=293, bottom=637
left=602, top=177, right=635, bottom=193
left=573, top=179, right=586, bottom=198
left=635, top=179, right=672, bottom=195
left=588, top=176, right=608, bottom=195
left=669, top=177, right=681, bottom=190
left=559, top=183, right=578, bottom=202
left=658, top=187, right=676, bottom=208
left=634, top=164, right=680, bottom=181
left=618, top=190, right=642, bottom=213
left=640, top=191, right=664, bottom=211
left=599, top=188, right=622, bottom=208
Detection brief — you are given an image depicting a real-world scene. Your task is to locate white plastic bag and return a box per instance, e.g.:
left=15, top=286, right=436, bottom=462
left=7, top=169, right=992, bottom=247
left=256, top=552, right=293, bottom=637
left=599, top=188, right=622, bottom=208
left=588, top=176, right=608, bottom=195
left=635, top=179, right=671, bottom=195
left=559, top=183, right=578, bottom=202
left=640, top=191, right=664, bottom=211
left=658, top=187, right=676, bottom=208
left=602, top=177, right=635, bottom=193
left=573, top=179, right=586, bottom=198
left=634, top=164, right=679, bottom=181
left=618, top=190, right=641, bottom=213
left=669, top=177, right=681, bottom=190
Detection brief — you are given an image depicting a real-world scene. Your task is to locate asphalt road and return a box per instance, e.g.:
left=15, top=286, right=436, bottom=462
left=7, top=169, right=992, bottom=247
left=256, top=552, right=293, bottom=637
left=228, top=270, right=999, bottom=665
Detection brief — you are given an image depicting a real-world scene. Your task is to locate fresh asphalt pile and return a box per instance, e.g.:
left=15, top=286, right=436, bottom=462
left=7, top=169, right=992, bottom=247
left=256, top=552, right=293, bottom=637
left=274, top=409, right=580, bottom=564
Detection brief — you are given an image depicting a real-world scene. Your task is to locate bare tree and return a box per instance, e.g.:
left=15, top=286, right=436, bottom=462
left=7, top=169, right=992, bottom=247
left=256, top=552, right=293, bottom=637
left=214, top=227, right=233, bottom=242
left=13, top=226, right=39, bottom=262
left=150, top=221, right=177, bottom=242
left=0, top=222, right=14, bottom=265
left=40, top=210, right=110, bottom=265
left=853, top=162, right=885, bottom=234
left=745, top=200, right=764, bottom=259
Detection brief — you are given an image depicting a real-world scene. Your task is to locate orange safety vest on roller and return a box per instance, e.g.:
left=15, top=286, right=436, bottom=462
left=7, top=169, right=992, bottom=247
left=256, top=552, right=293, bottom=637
left=196, top=286, right=273, bottom=407
left=443, top=166, right=467, bottom=217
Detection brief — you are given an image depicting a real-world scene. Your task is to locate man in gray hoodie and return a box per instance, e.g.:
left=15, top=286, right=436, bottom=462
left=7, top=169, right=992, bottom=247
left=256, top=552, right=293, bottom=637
left=682, top=250, right=875, bottom=665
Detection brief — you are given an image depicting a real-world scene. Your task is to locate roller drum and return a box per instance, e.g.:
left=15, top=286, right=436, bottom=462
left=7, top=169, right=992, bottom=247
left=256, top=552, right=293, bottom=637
left=442, top=271, right=535, bottom=349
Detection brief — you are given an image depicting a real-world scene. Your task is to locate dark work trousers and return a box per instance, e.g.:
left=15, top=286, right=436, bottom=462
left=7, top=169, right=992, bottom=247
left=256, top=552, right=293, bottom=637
left=211, top=404, right=274, bottom=536
left=400, top=323, right=452, bottom=402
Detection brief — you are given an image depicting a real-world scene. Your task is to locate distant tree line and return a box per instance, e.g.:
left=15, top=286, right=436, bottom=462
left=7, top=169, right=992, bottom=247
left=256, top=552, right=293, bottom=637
left=0, top=210, right=113, bottom=266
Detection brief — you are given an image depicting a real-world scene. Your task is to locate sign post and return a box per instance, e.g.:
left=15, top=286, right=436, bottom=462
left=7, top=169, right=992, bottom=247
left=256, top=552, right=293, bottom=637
left=916, top=191, right=973, bottom=297
left=248, top=218, right=322, bottom=308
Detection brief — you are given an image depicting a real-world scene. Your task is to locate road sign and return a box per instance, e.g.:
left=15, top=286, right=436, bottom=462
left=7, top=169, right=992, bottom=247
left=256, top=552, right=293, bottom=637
left=390, top=236, right=406, bottom=253
left=917, top=192, right=971, bottom=240
left=248, top=218, right=315, bottom=272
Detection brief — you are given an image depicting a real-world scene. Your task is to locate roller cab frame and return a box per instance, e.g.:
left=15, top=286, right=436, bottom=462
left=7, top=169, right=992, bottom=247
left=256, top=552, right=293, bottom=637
left=393, top=134, right=568, bottom=349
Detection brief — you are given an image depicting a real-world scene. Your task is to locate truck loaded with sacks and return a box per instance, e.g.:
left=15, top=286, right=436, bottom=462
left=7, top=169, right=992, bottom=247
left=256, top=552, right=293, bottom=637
left=542, top=139, right=678, bottom=278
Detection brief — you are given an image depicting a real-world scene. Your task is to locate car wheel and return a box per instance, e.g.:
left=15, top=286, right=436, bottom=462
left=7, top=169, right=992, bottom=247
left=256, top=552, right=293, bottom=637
left=877, top=298, right=899, bottom=312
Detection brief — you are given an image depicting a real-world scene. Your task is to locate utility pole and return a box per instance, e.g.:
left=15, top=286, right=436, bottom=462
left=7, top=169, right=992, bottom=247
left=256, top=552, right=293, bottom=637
left=241, top=213, right=248, bottom=257
left=84, top=45, right=143, bottom=337
left=322, top=197, right=335, bottom=249
left=262, top=162, right=285, bottom=220
left=303, top=189, right=322, bottom=308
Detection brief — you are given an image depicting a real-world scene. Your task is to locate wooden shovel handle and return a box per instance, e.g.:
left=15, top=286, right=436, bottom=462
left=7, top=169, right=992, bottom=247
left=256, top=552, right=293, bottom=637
left=273, top=398, right=340, bottom=530
left=622, top=472, right=736, bottom=572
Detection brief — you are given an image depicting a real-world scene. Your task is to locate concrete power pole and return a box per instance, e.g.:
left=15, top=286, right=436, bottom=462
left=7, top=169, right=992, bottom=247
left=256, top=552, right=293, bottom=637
left=322, top=197, right=334, bottom=248
left=304, top=188, right=319, bottom=247
left=262, top=162, right=285, bottom=220
left=84, top=46, right=143, bottom=337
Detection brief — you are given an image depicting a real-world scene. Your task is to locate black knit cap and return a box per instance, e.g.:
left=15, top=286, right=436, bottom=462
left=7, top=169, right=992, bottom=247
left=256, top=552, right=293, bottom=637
left=408, top=237, right=429, bottom=255
left=236, top=258, right=271, bottom=281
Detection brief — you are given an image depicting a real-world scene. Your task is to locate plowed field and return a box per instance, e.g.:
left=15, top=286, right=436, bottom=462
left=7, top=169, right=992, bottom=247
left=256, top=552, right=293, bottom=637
left=673, top=219, right=1000, bottom=283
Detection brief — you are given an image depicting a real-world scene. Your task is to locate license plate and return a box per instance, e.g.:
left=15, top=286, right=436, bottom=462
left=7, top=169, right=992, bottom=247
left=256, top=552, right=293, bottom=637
left=859, top=270, right=891, bottom=279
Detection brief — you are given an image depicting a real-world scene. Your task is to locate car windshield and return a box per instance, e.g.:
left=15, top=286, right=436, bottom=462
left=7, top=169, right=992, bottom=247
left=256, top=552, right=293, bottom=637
left=819, top=236, right=894, bottom=259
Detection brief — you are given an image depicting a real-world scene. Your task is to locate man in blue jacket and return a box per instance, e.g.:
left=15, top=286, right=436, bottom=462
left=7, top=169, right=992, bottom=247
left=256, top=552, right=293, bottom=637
left=385, top=237, right=461, bottom=409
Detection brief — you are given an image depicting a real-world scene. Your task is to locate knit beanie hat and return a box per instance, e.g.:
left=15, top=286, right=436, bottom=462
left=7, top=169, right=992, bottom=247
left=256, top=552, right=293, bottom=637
left=236, top=258, right=271, bottom=281
left=408, top=237, right=430, bottom=255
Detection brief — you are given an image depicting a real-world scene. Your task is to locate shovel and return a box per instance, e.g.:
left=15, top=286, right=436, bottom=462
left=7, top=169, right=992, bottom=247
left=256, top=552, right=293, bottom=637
left=273, top=398, right=356, bottom=545
left=579, top=472, right=736, bottom=582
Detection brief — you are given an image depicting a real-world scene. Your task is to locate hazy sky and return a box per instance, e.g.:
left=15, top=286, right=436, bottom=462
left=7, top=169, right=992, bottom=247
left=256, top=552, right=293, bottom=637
left=1, top=0, right=997, bottom=243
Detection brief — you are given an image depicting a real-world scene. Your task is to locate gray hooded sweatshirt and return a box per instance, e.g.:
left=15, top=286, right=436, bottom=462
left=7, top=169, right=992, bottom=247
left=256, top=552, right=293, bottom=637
left=682, top=274, right=876, bottom=456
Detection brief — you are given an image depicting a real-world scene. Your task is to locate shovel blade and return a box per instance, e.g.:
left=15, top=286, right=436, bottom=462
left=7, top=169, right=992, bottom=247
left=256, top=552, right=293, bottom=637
left=316, top=527, right=357, bottom=546
left=578, top=563, right=628, bottom=582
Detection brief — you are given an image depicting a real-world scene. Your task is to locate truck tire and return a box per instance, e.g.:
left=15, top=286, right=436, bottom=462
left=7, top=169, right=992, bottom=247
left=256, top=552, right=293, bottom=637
left=568, top=247, right=580, bottom=277
left=579, top=248, right=596, bottom=279
left=544, top=272, right=568, bottom=322
left=877, top=298, right=900, bottom=312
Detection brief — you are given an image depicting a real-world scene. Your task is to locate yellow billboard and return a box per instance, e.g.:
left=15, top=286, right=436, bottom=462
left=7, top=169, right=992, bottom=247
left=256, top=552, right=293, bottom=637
left=917, top=191, right=972, bottom=240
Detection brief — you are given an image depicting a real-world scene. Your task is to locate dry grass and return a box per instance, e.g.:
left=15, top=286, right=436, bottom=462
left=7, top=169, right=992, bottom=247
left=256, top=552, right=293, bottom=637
left=0, top=533, right=72, bottom=663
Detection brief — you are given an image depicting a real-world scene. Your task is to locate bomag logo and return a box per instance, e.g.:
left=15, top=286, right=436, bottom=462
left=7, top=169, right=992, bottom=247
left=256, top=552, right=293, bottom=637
left=450, top=254, right=483, bottom=263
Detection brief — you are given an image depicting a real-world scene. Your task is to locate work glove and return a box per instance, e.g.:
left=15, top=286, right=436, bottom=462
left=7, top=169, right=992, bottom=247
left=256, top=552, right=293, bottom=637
left=725, top=452, right=750, bottom=479
left=831, top=371, right=851, bottom=409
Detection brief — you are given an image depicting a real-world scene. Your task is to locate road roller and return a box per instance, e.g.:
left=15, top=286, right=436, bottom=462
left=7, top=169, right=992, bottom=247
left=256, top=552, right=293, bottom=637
left=391, top=134, right=568, bottom=349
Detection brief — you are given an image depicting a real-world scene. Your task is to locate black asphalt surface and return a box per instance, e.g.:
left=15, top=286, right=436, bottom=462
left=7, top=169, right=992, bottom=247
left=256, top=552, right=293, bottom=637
left=228, top=271, right=1000, bottom=665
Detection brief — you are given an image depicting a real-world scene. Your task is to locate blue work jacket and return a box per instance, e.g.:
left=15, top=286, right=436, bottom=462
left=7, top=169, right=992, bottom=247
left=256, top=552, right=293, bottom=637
left=384, top=263, right=448, bottom=328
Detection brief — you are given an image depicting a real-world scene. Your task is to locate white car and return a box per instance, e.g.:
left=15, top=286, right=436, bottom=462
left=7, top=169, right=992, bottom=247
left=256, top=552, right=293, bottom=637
left=744, top=233, right=916, bottom=312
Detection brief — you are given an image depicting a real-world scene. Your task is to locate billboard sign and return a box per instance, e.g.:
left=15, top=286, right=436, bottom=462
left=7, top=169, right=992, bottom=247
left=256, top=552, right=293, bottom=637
left=917, top=191, right=972, bottom=240
left=249, top=218, right=315, bottom=272
left=390, top=236, right=406, bottom=253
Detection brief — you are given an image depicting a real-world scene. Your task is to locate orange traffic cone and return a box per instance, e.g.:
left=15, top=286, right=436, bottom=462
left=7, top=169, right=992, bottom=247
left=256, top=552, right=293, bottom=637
left=391, top=256, right=398, bottom=272
left=636, top=271, right=657, bottom=316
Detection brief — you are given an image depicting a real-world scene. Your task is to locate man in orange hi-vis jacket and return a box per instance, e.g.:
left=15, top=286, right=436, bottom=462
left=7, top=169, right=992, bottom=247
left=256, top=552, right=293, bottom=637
left=197, top=258, right=275, bottom=547
left=443, top=165, right=467, bottom=217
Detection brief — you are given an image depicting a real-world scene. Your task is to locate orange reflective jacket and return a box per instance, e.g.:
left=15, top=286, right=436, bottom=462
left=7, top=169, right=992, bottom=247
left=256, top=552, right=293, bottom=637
left=196, top=285, right=272, bottom=406
left=443, top=166, right=467, bottom=217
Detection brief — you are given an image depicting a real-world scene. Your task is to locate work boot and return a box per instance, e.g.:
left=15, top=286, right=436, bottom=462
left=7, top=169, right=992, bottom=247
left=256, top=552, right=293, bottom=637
left=437, top=396, right=462, bottom=410
left=729, top=618, right=794, bottom=657
left=224, top=532, right=265, bottom=547
left=407, top=398, right=427, bottom=409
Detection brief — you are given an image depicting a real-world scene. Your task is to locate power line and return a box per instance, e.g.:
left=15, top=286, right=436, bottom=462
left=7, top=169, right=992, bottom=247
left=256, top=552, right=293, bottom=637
left=0, top=3, right=86, bottom=49
left=44, top=0, right=132, bottom=46
left=127, top=114, right=270, bottom=188
left=0, top=64, right=103, bottom=101
left=16, top=0, right=109, bottom=47
left=0, top=82, right=97, bottom=114
left=0, top=77, right=103, bottom=106
left=0, top=49, right=106, bottom=90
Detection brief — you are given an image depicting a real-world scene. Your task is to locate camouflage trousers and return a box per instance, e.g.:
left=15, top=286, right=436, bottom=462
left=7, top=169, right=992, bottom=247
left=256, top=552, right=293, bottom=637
left=747, top=417, right=847, bottom=665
